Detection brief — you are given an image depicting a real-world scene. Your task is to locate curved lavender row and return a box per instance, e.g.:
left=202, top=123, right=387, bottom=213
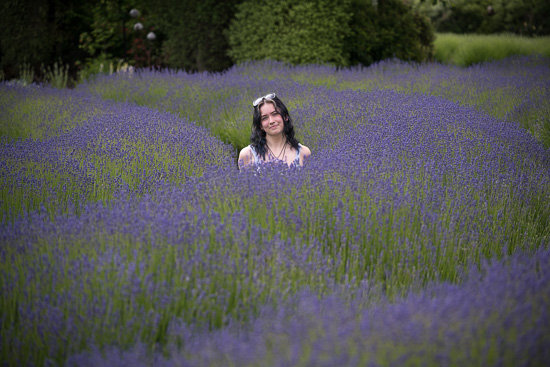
left=234, top=56, right=550, bottom=120
left=305, top=55, right=550, bottom=146
left=79, top=56, right=550, bottom=149
left=0, top=100, right=235, bottom=222
left=78, top=68, right=333, bottom=149
left=66, top=247, right=550, bottom=367
left=3, top=73, right=347, bottom=222
left=0, top=82, right=120, bottom=140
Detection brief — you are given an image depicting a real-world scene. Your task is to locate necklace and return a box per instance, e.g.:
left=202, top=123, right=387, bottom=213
left=267, top=141, right=287, bottom=161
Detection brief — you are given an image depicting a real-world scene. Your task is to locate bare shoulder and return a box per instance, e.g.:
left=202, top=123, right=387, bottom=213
left=299, top=144, right=311, bottom=165
left=239, top=145, right=252, bottom=157
left=238, top=146, right=253, bottom=170
left=300, top=144, right=311, bottom=158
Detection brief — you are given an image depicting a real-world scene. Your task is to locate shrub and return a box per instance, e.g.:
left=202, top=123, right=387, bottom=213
left=76, top=53, right=124, bottom=83
left=41, top=60, right=69, bottom=89
left=18, top=61, right=35, bottom=85
left=347, top=0, right=435, bottom=65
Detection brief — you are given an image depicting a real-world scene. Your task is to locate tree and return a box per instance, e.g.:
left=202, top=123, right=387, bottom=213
left=0, top=0, right=94, bottom=80
left=493, top=0, right=550, bottom=36
left=78, top=0, right=164, bottom=69
left=153, top=0, right=242, bottom=72
left=416, top=0, right=550, bottom=36
left=374, top=0, right=434, bottom=62
left=346, top=0, right=435, bottom=66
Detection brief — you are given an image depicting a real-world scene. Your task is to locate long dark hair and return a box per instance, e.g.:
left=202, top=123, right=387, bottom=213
left=250, top=95, right=300, bottom=160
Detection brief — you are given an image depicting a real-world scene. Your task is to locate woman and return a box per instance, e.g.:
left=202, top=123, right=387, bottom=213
left=238, top=93, right=311, bottom=170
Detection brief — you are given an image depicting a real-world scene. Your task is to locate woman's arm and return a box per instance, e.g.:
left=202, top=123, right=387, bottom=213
left=300, top=145, right=311, bottom=165
left=238, top=146, right=253, bottom=170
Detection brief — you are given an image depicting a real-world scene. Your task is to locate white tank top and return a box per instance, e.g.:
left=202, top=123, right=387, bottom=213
left=250, top=143, right=301, bottom=165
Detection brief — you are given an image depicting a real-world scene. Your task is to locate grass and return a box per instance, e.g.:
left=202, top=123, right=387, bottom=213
left=434, top=33, right=550, bottom=66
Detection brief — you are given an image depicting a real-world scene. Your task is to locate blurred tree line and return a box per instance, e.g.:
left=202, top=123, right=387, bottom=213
left=0, top=0, right=547, bottom=84
left=415, top=0, right=550, bottom=36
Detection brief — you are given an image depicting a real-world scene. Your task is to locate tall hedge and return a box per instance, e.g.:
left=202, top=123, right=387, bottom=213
left=227, top=0, right=352, bottom=66
left=347, top=0, right=434, bottom=66
left=227, top=0, right=434, bottom=67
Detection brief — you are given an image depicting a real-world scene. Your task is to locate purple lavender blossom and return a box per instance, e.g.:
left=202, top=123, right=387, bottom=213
left=1, top=56, right=550, bottom=366
left=66, top=248, right=550, bottom=366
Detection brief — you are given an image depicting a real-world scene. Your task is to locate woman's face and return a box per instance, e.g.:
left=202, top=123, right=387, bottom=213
left=259, top=102, right=285, bottom=137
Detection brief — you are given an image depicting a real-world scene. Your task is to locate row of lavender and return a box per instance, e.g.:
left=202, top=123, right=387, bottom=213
left=1, top=56, right=550, bottom=366
left=68, top=248, right=550, bottom=367
left=0, top=85, right=235, bottom=221
left=82, top=55, right=550, bottom=149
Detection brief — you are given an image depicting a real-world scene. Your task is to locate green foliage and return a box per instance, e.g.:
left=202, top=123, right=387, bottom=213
left=76, top=53, right=123, bottom=83
left=540, top=117, right=550, bottom=149
left=0, top=0, right=56, bottom=75
left=41, top=61, right=69, bottom=89
left=18, top=62, right=35, bottom=85
left=434, top=33, right=550, bottom=66
left=78, top=1, right=122, bottom=57
left=228, top=0, right=352, bottom=66
left=1, top=0, right=437, bottom=80
left=228, top=0, right=433, bottom=67
left=0, top=0, right=93, bottom=81
left=344, top=0, right=378, bottom=66
left=154, top=0, right=241, bottom=72
left=416, top=0, right=550, bottom=36
left=494, top=0, right=550, bottom=36
left=348, top=0, right=435, bottom=65
left=78, top=0, right=162, bottom=69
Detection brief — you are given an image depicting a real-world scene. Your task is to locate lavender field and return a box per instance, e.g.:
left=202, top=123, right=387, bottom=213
left=1, top=55, right=550, bottom=366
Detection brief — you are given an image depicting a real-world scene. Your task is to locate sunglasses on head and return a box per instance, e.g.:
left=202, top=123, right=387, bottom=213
left=253, top=93, right=276, bottom=107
